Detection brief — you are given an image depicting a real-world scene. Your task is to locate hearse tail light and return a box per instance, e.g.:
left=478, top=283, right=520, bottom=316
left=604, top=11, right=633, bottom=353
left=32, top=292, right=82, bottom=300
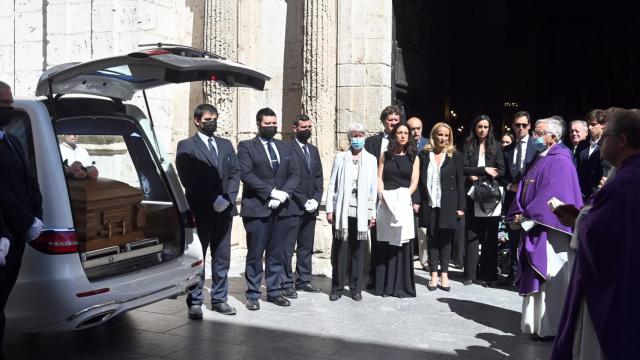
left=30, top=230, right=78, bottom=254
left=142, top=49, right=171, bottom=56
left=191, top=259, right=203, bottom=268
left=76, top=288, right=110, bottom=298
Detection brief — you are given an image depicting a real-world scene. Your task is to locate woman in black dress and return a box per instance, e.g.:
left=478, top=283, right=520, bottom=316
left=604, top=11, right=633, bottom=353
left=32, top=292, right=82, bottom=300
left=462, top=115, right=505, bottom=286
left=418, top=122, right=465, bottom=291
left=374, top=123, right=420, bottom=297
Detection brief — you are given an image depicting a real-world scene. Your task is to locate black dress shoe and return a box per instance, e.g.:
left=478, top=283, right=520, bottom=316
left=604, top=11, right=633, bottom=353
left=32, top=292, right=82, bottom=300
left=351, top=292, right=362, bottom=301
left=212, top=302, right=236, bottom=315
left=329, top=290, right=342, bottom=301
left=246, top=300, right=260, bottom=311
left=463, top=279, right=473, bottom=286
left=267, top=295, right=291, bottom=307
left=426, top=283, right=437, bottom=291
left=188, top=305, right=203, bottom=320
left=439, top=284, right=451, bottom=292
left=365, top=280, right=375, bottom=290
left=282, top=287, right=298, bottom=299
left=296, top=283, right=321, bottom=292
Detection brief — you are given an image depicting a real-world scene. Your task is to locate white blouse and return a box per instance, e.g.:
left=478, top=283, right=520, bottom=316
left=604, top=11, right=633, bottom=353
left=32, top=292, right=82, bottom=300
left=427, top=151, right=444, bottom=208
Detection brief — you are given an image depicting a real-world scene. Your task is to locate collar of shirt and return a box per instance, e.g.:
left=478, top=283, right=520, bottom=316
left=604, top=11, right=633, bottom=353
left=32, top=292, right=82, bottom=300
left=590, top=137, right=600, bottom=147
left=519, top=134, right=529, bottom=144
left=383, top=132, right=390, bottom=139
left=197, top=130, right=217, bottom=150
left=60, top=142, right=75, bottom=151
left=294, top=138, right=307, bottom=150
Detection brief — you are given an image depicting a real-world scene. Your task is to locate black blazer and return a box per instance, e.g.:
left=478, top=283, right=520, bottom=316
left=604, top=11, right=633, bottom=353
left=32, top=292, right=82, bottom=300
left=289, top=140, right=323, bottom=216
left=364, top=132, right=385, bottom=161
left=238, top=137, right=300, bottom=218
left=0, top=211, right=10, bottom=240
left=0, top=132, right=43, bottom=239
left=175, top=134, right=240, bottom=217
left=500, top=136, right=537, bottom=186
left=418, top=150, right=466, bottom=229
left=462, top=142, right=505, bottom=189
left=576, top=138, right=612, bottom=199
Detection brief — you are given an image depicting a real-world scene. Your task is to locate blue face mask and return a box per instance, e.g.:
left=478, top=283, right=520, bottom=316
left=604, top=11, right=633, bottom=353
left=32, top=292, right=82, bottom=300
left=351, top=137, right=365, bottom=150
left=532, top=136, right=547, bottom=151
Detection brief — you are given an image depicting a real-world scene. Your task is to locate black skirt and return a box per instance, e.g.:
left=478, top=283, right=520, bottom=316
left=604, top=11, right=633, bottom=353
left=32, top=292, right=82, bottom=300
left=373, top=240, right=416, bottom=297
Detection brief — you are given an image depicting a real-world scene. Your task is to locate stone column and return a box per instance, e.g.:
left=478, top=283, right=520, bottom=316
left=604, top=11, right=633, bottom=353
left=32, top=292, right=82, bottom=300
left=203, top=0, right=238, bottom=140
left=301, top=0, right=338, bottom=269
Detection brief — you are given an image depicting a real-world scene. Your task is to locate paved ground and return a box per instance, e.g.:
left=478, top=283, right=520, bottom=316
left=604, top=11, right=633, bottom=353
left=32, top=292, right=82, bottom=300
left=5, top=258, right=553, bottom=360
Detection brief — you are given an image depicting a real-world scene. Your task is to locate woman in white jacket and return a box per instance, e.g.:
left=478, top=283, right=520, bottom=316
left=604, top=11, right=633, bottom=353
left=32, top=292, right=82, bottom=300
left=325, top=122, right=378, bottom=301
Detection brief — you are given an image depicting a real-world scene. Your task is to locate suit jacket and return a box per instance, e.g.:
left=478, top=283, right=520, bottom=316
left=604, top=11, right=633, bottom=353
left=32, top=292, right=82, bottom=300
left=500, top=136, right=537, bottom=186
left=364, top=132, right=385, bottom=161
left=576, top=138, right=612, bottom=199
left=0, top=212, right=9, bottom=240
left=462, top=142, right=505, bottom=189
left=289, top=140, right=323, bottom=216
left=175, top=133, right=240, bottom=217
left=238, top=137, right=300, bottom=218
left=0, top=132, right=43, bottom=240
left=418, top=150, right=466, bottom=229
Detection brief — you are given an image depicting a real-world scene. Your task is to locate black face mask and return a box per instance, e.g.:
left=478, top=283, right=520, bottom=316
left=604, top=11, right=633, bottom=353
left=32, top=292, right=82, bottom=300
left=200, top=121, right=217, bottom=137
left=259, top=125, right=277, bottom=139
left=296, top=129, right=312, bottom=143
left=0, top=107, right=14, bottom=127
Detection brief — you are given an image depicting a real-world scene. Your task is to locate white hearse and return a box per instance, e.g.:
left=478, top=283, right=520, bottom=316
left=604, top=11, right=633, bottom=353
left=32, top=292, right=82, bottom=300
left=5, top=46, right=269, bottom=331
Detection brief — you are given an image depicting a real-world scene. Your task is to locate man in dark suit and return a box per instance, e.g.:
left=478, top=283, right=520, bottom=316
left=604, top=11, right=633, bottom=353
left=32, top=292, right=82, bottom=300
left=238, top=107, right=299, bottom=310
left=576, top=109, right=612, bottom=200
left=280, top=114, right=323, bottom=298
left=499, top=111, right=537, bottom=284
left=176, top=103, right=240, bottom=318
left=0, top=81, right=43, bottom=359
left=364, top=105, right=401, bottom=287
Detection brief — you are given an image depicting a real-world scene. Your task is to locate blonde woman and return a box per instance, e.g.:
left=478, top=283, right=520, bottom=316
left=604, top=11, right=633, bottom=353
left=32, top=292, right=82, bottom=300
left=418, top=122, right=465, bottom=291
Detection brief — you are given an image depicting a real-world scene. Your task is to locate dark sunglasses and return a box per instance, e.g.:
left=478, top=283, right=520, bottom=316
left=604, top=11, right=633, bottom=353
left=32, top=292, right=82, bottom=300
left=513, top=123, right=528, bottom=128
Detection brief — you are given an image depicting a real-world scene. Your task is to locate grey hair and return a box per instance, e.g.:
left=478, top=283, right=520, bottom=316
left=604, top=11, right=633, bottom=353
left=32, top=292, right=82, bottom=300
left=536, top=118, right=564, bottom=141
left=570, top=120, right=588, bottom=132
left=347, top=122, right=366, bottom=140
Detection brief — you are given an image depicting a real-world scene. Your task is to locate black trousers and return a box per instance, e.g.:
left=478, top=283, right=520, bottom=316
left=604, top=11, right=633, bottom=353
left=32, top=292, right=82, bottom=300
left=452, top=215, right=466, bottom=266
left=508, top=227, right=523, bottom=277
left=282, top=212, right=317, bottom=289
left=367, top=225, right=377, bottom=282
left=187, top=210, right=232, bottom=306
left=464, top=212, right=500, bottom=282
left=243, top=215, right=290, bottom=300
left=0, top=234, right=25, bottom=359
left=427, top=208, right=455, bottom=273
left=331, top=217, right=366, bottom=294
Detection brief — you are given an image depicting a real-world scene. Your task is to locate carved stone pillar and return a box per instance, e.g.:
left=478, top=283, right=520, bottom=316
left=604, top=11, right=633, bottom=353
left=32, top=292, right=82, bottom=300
left=203, top=0, right=237, bottom=140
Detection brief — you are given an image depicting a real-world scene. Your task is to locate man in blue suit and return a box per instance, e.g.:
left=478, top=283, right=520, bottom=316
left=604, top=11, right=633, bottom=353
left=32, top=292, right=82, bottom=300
left=176, top=103, right=240, bottom=318
left=281, top=114, right=324, bottom=298
left=499, top=111, right=537, bottom=284
left=238, top=108, right=299, bottom=310
left=0, top=81, right=43, bottom=359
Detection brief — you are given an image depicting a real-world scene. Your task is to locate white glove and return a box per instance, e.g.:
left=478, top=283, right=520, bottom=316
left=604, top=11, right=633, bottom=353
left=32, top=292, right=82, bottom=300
left=213, top=195, right=231, bottom=212
left=304, top=199, right=319, bottom=212
left=0, top=237, right=10, bottom=266
left=27, top=217, right=44, bottom=242
left=270, top=189, right=289, bottom=202
left=267, top=199, right=282, bottom=209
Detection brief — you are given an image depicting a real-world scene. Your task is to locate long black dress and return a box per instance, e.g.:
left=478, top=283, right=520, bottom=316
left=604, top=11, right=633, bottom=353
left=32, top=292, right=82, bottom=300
left=374, top=153, right=417, bottom=297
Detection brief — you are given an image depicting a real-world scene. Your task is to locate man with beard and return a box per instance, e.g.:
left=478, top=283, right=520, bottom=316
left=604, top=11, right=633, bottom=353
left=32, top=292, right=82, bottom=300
left=238, top=107, right=299, bottom=310
left=176, top=103, right=240, bottom=317
left=280, top=114, right=323, bottom=298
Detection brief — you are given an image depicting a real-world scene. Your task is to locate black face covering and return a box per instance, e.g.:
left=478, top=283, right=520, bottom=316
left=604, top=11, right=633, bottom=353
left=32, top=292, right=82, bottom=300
left=259, top=125, right=277, bottom=140
left=296, top=129, right=312, bottom=143
left=0, top=106, right=14, bottom=127
left=200, top=121, right=217, bottom=137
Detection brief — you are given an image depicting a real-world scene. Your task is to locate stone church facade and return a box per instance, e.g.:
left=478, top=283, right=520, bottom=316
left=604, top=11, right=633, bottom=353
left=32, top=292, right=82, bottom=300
left=1, top=0, right=397, bottom=261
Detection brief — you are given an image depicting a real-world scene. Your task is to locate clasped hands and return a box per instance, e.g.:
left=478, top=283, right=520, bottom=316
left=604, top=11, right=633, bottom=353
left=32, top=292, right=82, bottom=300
left=268, top=189, right=289, bottom=209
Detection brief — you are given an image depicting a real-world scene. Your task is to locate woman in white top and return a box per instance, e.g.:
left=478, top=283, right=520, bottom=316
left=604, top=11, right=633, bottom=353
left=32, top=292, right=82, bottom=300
left=418, top=122, right=465, bottom=291
left=325, top=122, right=377, bottom=301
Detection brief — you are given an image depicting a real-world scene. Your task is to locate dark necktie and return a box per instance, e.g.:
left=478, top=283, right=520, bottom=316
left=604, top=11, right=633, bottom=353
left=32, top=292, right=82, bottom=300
left=207, top=138, right=219, bottom=167
left=515, top=141, right=524, bottom=173
left=267, top=140, right=279, bottom=173
left=303, top=144, right=311, bottom=170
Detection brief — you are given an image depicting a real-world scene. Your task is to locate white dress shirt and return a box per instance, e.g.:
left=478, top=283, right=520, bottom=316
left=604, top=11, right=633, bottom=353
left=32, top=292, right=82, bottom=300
left=197, top=130, right=218, bottom=154
left=59, top=142, right=92, bottom=167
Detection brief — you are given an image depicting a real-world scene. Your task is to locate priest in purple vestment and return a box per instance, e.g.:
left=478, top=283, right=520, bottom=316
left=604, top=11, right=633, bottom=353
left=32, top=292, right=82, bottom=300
left=507, top=117, right=583, bottom=339
left=552, top=109, right=640, bottom=359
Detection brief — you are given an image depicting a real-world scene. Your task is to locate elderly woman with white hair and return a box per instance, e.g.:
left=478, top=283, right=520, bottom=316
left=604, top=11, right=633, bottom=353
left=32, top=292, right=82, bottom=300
left=507, top=117, right=583, bottom=340
left=325, top=122, right=378, bottom=301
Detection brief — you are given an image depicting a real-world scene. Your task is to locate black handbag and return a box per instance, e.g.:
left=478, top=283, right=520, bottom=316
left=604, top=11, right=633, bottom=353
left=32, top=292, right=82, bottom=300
left=473, top=176, right=502, bottom=213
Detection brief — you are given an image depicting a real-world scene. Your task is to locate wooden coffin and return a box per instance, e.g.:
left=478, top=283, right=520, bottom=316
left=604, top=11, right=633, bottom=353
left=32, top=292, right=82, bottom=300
left=68, top=178, right=146, bottom=252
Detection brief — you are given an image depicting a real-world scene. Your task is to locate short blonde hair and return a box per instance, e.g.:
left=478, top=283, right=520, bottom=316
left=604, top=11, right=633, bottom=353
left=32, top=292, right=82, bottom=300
left=425, top=122, right=456, bottom=157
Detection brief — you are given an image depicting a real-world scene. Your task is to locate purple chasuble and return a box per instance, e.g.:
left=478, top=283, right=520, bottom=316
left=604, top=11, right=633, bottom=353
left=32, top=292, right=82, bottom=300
left=552, top=153, right=640, bottom=359
left=507, top=145, right=583, bottom=295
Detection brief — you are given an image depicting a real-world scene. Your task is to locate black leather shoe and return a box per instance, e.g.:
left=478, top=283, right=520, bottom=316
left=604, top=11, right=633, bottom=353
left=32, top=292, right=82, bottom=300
left=212, top=302, right=236, bottom=315
left=351, top=292, right=362, bottom=301
left=365, top=280, right=375, bottom=290
left=282, top=287, right=298, bottom=299
left=426, top=284, right=437, bottom=291
left=463, top=279, right=473, bottom=286
left=329, top=290, right=342, bottom=301
left=439, top=284, right=451, bottom=292
left=246, top=300, right=260, bottom=311
left=188, top=305, right=203, bottom=320
left=296, top=283, right=321, bottom=292
left=267, top=295, right=291, bottom=307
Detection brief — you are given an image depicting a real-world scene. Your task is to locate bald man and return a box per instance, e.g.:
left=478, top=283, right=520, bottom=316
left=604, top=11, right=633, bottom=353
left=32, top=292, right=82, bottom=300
left=407, top=117, right=428, bottom=150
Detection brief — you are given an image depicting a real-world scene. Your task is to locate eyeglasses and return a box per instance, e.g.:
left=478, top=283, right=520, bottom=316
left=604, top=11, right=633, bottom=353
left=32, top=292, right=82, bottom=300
left=513, top=123, right=529, bottom=128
